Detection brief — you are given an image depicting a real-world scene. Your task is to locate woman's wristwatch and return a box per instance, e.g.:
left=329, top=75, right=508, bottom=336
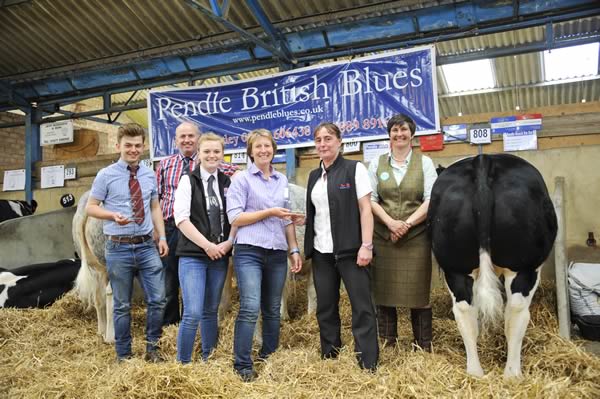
left=361, top=242, right=373, bottom=250
left=289, top=247, right=300, bottom=255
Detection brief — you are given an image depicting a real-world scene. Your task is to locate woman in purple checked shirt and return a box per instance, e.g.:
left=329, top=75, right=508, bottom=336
left=225, top=128, right=303, bottom=382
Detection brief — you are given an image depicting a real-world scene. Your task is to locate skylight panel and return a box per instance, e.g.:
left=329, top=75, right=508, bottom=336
left=441, top=59, right=495, bottom=93
left=543, top=42, right=599, bottom=81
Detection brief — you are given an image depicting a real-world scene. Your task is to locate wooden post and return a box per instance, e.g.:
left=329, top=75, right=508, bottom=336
left=553, top=176, right=570, bottom=339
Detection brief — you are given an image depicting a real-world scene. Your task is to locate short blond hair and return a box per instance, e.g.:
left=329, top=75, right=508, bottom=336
left=246, top=129, right=277, bottom=162
left=198, top=132, right=225, bottom=151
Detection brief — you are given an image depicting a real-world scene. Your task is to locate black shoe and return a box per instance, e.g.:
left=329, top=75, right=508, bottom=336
left=255, top=354, right=269, bottom=364
left=144, top=351, right=165, bottom=363
left=238, top=370, right=258, bottom=383
left=362, top=364, right=378, bottom=373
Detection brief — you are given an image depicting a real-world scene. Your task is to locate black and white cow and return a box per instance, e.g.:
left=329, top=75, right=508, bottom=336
left=0, top=259, right=80, bottom=308
left=428, top=154, right=557, bottom=378
left=0, top=199, right=37, bottom=223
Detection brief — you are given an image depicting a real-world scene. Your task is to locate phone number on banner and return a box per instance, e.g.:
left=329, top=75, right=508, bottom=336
left=272, top=118, right=386, bottom=141
left=337, top=118, right=387, bottom=133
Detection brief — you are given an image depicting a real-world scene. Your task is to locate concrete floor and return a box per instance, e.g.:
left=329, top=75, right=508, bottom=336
left=572, top=327, right=600, bottom=356
left=581, top=341, right=600, bottom=356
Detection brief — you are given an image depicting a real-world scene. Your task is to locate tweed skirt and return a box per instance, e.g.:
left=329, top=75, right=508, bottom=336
left=371, top=232, right=432, bottom=308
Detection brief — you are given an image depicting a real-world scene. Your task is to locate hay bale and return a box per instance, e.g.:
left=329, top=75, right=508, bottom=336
left=1, top=281, right=599, bottom=398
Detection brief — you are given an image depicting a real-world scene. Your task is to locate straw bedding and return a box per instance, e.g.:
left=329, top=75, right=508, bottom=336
left=1, top=279, right=599, bottom=399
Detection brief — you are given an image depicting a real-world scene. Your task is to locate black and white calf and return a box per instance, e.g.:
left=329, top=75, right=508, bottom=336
left=0, top=259, right=80, bottom=308
left=428, top=154, right=557, bottom=378
left=0, top=199, right=38, bottom=223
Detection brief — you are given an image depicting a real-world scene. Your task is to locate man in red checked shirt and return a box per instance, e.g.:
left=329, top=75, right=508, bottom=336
left=156, top=121, right=240, bottom=326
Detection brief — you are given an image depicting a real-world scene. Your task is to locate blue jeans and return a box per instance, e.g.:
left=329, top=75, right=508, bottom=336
left=105, top=239, right=166, bottom=358
left=177, top=256, right=229, bottom=363
left=233, top=244, right=288, bottom=375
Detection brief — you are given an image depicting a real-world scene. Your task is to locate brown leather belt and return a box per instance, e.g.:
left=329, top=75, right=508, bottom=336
left=108, top=234, right=152, bottom=244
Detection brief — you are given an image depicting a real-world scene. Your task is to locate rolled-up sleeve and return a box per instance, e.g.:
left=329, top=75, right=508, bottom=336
left=226, top=172, right=247, bottom=224
left=355, top=162, right=373, bottom=199
left=422, top=156, right=438, bottom=201
left=173, top=175, right=192, bottom=226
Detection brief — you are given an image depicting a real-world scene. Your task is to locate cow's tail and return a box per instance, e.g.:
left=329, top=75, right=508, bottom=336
left=472, top=155, right=503, bottom=330
left=74, top=212, right=95, bottom=310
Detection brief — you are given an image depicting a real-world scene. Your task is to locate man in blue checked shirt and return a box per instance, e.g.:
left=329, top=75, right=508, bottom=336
left=87, top=123, right=168, bottom=363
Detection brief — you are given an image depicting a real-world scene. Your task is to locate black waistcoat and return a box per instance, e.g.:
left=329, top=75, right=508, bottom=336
left=176, top=167, right=231, bottom=259
left=305, top=155, right=362, bottom=260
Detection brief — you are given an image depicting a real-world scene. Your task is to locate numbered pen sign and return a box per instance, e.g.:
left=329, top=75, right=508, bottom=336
left=64, top=167, right=76, bottom=180
left=343, top=141, right=360, bottom=154
left=231, top=152, right=247, bottom=164
left=140, top=159, right=153, bottom=169
left=469, top=127, right=491, bottom=145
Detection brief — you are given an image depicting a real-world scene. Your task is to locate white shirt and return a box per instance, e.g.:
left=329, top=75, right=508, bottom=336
left=312, top=161, right=372, bottom=254
left=367, top=150, right=437, bottom=202
left=173, top=166, right=224, bottom=228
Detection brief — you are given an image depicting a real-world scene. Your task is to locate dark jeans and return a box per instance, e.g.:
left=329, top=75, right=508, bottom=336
left=232, top=244, right=288, bottom=376
left=312, top=250, right=379, bottom=369
left=162, top=219, right=181, bottom=326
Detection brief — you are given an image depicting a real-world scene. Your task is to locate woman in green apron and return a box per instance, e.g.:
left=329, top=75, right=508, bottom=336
left=367, top=114, right=438, bottom=351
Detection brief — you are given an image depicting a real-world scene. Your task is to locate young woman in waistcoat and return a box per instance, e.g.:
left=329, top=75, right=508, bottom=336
left=173, top=133, right=235, bottom=363
left=305, top=122, right=379, bottom=370
left=367, top=114, right=438, bottom=351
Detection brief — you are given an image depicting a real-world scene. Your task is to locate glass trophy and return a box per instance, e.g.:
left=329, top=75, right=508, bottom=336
left=122, top=200, right=143, bottom=223
left=286, top=185, right=305, bottom=217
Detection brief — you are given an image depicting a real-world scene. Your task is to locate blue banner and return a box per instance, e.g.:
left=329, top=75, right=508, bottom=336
left=148, top=46, right=438, bottom=158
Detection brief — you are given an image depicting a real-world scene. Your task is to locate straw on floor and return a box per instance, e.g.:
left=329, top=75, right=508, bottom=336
left=1, top=279, right=599, bottom=398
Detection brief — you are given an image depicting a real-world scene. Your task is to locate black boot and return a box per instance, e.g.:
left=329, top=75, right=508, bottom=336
left=376, top=305, right=398, bottom=346
left=410, top=307, right=432, bottom=352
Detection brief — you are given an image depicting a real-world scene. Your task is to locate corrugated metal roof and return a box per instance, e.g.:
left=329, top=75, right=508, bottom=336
left=1, top=1, right=598, bottom=121
left=436, top=18, right=600, bottom=117
left=111, top=17, right=600, bottom=123
left=0, top=0, right=438, bottom=78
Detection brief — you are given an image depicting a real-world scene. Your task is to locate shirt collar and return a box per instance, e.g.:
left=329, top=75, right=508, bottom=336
left=178, top=152, right=197, bottom=162
left=248, top=162, right=278, bottom=179
left=199, top=165, right=219, bottom=181
left=117, top=159, right=135, bottom=170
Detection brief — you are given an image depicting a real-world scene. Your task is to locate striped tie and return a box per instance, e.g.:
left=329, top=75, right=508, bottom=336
left=128, top=165, right=145, bottom=225
left=182, top=157, right=192, bottom=176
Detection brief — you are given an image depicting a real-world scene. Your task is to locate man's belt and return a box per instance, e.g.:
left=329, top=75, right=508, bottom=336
left=108, top=234, right=153, bottom=244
